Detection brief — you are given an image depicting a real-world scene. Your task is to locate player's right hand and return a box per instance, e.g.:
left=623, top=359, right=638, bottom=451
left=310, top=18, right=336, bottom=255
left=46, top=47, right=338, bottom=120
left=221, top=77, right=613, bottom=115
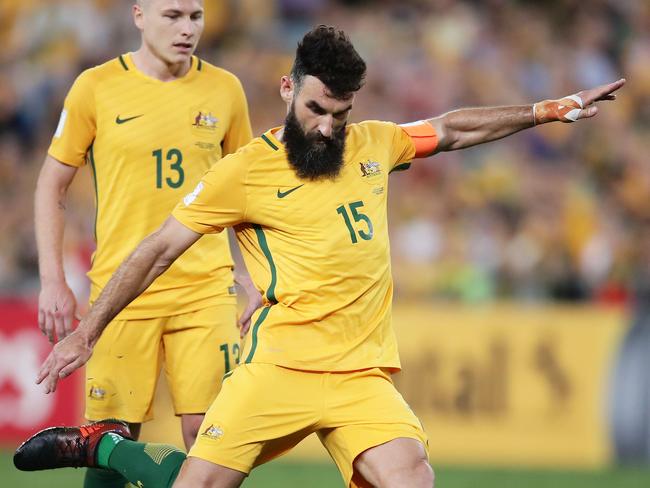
left=36, top=329, right=92, bottom=393
left=38, top=282, right=80, bottom=344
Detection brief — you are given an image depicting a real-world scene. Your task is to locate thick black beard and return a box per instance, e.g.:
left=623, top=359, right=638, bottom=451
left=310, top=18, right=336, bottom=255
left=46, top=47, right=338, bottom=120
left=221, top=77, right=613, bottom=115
left=283, top=106, right=346, bottom=181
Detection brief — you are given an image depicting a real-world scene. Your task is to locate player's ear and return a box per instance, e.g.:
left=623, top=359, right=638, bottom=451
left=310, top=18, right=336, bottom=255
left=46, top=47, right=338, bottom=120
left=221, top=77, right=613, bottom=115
left=133, top=3, right=145, bottom=30
left=280, top=76, right=294, bottom=104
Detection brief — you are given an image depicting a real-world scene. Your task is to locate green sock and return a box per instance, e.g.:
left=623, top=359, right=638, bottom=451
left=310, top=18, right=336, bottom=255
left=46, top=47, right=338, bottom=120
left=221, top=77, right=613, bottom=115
left=83, top=467, right=129, bottom=488
left=105, top=438, right=186, bottom=488
left=97, top=432, right=126, bottom=468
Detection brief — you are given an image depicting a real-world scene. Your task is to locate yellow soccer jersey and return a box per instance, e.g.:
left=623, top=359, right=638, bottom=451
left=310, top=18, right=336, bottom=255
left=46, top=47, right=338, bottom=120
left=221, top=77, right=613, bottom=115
left=48, top=54, right=252, bottom=319
left=173, top=121, right=419, bottom=371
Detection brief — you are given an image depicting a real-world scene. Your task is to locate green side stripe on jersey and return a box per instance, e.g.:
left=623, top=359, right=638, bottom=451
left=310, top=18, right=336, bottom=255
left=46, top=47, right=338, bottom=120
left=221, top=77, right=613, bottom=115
left=88, top=145, right=99, bottom=243
left=261, top=134, right=279, bottom=151
left=118, top=55, right=129, bottom=71
left=390, top=162, right=411, bottom=173
left=244, top=225, right=277, bottom=363
left=253, top=224, right=277, bottom=303
left=244, top=306, right=271, bottom=363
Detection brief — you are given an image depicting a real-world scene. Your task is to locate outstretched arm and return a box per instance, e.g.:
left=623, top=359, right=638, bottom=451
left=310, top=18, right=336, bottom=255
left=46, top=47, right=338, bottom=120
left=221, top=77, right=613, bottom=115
left=37, top=216, right=201, bottom=393
left=426, top=78, right=625, bottom=154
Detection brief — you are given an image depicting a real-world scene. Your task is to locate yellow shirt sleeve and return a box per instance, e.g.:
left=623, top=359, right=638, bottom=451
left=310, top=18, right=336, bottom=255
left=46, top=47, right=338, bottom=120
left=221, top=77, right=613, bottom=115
left=388, top=122, right=417, bottom=170
left=48, top=70, right=97, bottom=167
left=221, top=75, right=253, bottom=156
left=357, top=121, right=417, bottom=171
left=172, top=151, right=249, bottom=234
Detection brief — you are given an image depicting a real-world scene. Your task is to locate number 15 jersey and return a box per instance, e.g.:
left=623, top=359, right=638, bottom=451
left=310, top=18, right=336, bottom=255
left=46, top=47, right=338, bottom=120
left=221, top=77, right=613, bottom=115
left=48, top=54, right=252, bottom=319
left=173, top=121, right=435, bottom=371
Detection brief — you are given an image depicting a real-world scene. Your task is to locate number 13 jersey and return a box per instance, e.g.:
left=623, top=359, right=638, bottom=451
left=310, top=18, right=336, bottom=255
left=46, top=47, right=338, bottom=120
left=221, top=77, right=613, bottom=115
left=48, top=53, right=252, bottom=319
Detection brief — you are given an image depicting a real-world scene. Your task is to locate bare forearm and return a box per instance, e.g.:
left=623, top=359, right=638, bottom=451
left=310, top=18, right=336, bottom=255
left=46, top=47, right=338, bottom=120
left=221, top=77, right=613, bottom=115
left=427, top=79, right=626, bottom=154
left=78, top=232, right=174, bottom=345
left=35, top=172, right=69, bottom=284
left=430, top=105, right=533, bottom=152
left=77, top=217, right=201, bottom=346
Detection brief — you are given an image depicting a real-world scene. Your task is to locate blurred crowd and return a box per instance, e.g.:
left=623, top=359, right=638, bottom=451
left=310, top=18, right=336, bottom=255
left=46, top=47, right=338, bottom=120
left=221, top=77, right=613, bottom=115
left=1, top=0, right=649, bottom=304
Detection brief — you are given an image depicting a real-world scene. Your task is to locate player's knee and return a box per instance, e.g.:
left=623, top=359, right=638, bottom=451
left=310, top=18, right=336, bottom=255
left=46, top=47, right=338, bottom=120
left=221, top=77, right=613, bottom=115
left=172, top=461, right=214, bottom=488
left=383, top=458, right=433, bottom=488
left=172, top=457, right=245, bottom=488
left=416, top=459, right=435, bottom=487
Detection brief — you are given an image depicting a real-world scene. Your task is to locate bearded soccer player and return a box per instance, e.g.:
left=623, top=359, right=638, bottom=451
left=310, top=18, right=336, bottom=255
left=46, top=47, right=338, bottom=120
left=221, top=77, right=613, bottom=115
left=19, top=25, right=624, bottom=488
left=33, top=1, right=259, bottom=487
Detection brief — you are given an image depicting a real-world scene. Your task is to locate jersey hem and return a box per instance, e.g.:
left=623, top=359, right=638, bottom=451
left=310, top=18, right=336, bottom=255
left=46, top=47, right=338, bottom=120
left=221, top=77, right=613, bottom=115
left=97, top=295, right=237, bottom=321
left=244, top=359, right=402, bottom=374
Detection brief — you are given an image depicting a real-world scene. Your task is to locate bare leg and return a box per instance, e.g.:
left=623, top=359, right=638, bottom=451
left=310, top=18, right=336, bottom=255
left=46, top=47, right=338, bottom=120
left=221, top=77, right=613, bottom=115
left=352, top=437, right=433, bottom=488
left=172, top=457, right=247, bottom=488
left=127, top=422, right=142, bottom=440
left=180, top=414, right=204, bottom=450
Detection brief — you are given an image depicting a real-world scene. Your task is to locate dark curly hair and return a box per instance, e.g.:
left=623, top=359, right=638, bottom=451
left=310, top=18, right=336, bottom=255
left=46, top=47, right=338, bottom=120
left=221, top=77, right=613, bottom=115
left=291, top=25, right=367, bottom=99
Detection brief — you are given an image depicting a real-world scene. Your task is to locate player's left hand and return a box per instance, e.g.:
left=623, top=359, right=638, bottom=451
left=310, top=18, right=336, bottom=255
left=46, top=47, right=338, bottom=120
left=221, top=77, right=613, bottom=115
left=535, top=78, right=626, bottom=124
left=36, top=330, right=93, bottom=393
left=238, top=284, right=264, bottom=338
left=572, top=78, right=626, bottom=119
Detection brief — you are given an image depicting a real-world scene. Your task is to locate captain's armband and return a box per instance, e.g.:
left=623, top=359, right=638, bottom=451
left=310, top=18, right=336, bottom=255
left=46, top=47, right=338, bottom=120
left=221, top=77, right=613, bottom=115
left=399, top=120, right=439, bottom=158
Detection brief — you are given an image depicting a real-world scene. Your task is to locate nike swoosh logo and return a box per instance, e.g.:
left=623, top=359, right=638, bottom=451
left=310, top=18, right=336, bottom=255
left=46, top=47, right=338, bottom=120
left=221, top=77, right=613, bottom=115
left=277, top=185, right=304, bottom=198
left=115, top=114, right=144, bottom=124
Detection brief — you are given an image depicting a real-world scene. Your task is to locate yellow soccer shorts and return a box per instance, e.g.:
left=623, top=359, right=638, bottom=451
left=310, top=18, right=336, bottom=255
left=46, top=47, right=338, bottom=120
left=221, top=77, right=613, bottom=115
left=189, top=363, right=429, bottom=487
left=85, top=304, right=240, bottom=423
